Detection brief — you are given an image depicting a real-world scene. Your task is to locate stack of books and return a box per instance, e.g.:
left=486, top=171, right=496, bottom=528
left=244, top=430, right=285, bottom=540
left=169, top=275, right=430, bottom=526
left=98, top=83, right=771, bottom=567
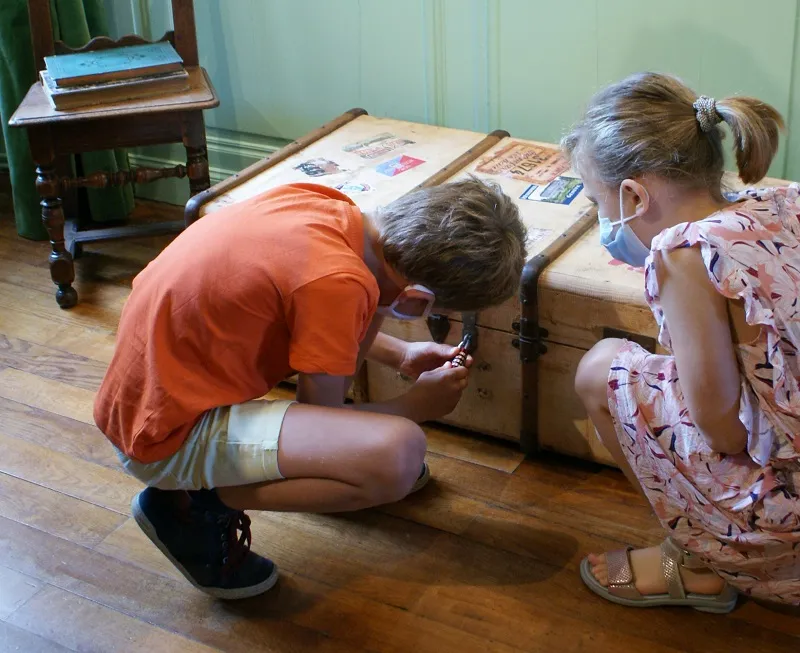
left=40, top=41, right=189, bottom=111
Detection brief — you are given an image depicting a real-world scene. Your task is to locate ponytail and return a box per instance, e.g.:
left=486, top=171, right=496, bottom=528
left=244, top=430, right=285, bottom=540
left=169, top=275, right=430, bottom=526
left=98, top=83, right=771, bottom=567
left=714, top=97, right=785, bottom=184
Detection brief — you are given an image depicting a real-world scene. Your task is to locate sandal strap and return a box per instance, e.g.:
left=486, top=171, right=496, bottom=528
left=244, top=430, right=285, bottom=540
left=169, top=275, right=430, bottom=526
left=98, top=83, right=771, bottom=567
left=605, top=548, right=643, bottom=600
left=661, top=538, right=689, bottom=599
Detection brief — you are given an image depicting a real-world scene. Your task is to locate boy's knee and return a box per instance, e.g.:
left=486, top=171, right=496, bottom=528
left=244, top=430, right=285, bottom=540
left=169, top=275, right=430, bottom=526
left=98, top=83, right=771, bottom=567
left=575, top=338, right=626, bottom=408
left=364, top=419, right=426, bottom=504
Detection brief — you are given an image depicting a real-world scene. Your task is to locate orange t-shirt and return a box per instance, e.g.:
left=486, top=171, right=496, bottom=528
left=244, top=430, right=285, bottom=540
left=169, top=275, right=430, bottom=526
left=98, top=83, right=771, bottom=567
left=94, top=183, right=379, bottom=463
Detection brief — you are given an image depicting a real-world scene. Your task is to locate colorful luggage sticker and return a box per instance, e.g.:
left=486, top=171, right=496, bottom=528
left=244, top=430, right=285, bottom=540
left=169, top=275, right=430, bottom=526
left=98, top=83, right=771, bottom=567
left=375, top=155, right=425, bottom=177
left=537, top=177, right=584, bottom=205
left=294, top=158, right=346, bottom=177
left=335, top=182, right=373, bottom=194
left=343, top=132, right=415, bottom=160
left=476, top=141, right=569, bottom=185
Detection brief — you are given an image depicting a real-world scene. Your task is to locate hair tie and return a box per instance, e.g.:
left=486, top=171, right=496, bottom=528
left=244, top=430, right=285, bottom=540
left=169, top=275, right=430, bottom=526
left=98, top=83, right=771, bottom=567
left=693, top=96, right=722, bottom=132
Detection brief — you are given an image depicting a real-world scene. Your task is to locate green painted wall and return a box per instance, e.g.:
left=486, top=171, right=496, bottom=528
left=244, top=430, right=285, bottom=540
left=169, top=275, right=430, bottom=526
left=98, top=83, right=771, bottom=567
left=106, top=0, right=800, bottom=204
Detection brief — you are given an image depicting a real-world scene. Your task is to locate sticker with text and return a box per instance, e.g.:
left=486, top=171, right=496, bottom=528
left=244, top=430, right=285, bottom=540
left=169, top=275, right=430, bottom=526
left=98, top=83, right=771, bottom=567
left=475, top=141, right=569, bottom=185
left=519, top=184, right=539, bottom=200
left=335, top=182, right=373, bottom=194
left=294, top=158, right=345, bottom=177
left=375, top=155, right=425, bottom=177
left=343, top=133, right=415, bottom=159
left=537, top=176, right=584, bottom=205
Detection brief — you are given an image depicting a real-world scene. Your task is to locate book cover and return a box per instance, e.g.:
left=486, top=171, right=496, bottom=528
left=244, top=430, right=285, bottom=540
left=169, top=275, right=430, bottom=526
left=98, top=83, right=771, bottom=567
left=44, top=42, right=184, bottom=88
left=40, top=69, right=190, bottom=110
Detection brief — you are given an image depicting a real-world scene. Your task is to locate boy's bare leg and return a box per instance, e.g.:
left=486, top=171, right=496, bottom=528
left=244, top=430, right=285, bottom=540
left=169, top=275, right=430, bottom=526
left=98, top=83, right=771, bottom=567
left=575, top=338, right=726, bottom=596
left=217, top=404, right=426, bottom=512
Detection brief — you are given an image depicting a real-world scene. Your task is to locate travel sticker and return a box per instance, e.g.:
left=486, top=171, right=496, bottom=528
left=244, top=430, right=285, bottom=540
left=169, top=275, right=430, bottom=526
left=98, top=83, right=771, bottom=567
left=343, top=132, right=415, bottom=159
left=375, top=155, right=425, bottom=177
left=335, top=182, right=373, bottom=194
left=537, top=177, right=584, bottom=205
left=519, top=184, right=539, bottom=200
left=476, top=141, right=569, bottom=185
left=294, top=158, right=345, bottom=177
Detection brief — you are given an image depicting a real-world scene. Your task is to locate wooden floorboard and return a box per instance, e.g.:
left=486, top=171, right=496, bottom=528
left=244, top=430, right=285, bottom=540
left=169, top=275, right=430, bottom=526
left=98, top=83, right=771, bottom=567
left=0, top=620, right=75, bottom=653
left=0, top=565, right=44, bottom=620
left=0, top=188, right=797, bottom=651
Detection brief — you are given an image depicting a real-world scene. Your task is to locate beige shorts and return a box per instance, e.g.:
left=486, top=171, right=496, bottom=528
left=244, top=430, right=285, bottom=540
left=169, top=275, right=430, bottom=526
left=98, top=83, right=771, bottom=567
left=116, top=399, right=295, bottom=490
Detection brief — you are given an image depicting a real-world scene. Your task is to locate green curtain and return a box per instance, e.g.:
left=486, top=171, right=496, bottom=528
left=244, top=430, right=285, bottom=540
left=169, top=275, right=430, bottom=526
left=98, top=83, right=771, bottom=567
left=0, top=0, right=134, bottom=240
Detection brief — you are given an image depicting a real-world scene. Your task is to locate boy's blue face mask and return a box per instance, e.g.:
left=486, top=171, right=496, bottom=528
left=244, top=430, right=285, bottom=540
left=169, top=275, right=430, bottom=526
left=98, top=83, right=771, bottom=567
left=598, top=186, right=651, bottom=268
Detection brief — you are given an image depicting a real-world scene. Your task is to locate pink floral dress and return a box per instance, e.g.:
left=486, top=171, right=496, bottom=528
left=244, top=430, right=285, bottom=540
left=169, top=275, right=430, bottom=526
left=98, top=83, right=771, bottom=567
left=608, top=185, right=800, bottom=604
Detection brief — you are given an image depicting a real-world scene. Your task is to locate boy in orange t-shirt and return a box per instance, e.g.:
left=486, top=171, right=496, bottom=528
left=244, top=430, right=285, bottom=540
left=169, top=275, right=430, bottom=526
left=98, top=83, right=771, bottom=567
left=94, top=179, right=526, bottom=599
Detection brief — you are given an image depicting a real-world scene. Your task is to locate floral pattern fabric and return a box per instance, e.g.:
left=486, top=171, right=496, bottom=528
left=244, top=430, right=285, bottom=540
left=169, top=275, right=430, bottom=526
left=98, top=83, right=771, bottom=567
left=608, top=184, right=800, bottom=604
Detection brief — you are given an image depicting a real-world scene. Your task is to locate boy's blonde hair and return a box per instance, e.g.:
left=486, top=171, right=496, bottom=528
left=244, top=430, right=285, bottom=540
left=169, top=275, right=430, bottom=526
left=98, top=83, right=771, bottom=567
left=562, top=72, right=785, bottom=200
left=378, top=177, right=527, bottom=311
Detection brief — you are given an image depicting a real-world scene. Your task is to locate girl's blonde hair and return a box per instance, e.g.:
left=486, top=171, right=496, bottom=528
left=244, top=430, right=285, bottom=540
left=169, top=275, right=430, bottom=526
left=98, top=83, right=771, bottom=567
left=562, top=72, right=785, bottom=199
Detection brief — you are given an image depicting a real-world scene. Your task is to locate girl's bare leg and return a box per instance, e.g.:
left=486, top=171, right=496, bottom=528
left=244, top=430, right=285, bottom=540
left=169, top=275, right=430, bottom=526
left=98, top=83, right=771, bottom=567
left=575, top=339, right=726, bottom=595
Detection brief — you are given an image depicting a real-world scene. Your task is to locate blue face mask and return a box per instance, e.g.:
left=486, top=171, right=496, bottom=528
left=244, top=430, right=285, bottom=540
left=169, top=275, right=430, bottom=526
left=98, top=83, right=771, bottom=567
left=598, top=186, right=651, bottom=268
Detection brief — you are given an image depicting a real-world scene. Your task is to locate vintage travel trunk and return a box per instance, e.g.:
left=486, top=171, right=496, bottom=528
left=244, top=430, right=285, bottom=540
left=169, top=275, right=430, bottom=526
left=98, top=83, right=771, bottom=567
left=187, top=111, right=794, bottom=468
left=366, top=143, right=795, bottom=467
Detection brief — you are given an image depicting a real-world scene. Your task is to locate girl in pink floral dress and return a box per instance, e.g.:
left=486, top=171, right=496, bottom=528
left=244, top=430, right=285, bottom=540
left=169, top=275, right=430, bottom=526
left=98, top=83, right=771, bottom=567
left=564, top=72, right=800, bottom=611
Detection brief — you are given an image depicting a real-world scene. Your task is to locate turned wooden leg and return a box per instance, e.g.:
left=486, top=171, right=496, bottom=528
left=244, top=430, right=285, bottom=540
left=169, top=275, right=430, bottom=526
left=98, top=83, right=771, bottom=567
left=36, top=163, right=77, bottom=309
left=185, top=144, right=210, bottom=197
left=183, top=112, right=211, bottom=198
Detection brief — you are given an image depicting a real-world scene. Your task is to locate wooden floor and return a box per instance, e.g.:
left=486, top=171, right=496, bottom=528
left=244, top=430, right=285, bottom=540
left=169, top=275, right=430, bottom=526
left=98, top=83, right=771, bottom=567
left=0, top=185, right=797, bottom=653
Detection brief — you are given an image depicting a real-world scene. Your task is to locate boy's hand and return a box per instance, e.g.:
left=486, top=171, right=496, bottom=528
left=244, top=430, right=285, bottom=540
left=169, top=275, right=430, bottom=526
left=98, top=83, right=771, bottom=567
left=404, top=362, right=469, bottom=422
left=399, top=341, right=473, bottom=379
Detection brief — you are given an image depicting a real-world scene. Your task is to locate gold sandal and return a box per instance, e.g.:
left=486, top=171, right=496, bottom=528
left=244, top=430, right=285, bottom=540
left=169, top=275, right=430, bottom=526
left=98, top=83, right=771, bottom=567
left=580, top=538, right=738, bottom=613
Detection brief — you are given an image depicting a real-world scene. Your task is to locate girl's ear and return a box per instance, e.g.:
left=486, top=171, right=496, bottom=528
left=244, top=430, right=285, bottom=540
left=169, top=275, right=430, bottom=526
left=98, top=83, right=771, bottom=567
left=621, top=179, right=650, bottom=218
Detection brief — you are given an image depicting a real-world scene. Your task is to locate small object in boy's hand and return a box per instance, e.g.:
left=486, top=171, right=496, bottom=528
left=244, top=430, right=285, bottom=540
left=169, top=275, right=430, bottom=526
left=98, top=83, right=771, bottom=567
left=451, top=338, right=469, bottom=368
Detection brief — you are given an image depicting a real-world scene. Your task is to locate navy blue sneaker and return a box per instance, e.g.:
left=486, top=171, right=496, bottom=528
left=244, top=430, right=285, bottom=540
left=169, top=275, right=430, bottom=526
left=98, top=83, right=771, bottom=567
left=131, top=487, right=278, bottom=599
